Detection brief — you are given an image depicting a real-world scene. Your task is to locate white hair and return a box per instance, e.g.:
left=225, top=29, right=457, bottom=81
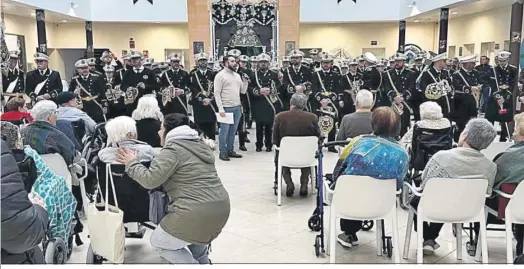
left=355, top=90, right=373, bottom=109
left=420, top=101, right=443, bottom=120
left=105, top=116, right=137, bottom=146
left=132, top=96, right=163, bottom=122
left=30, top=100, right=58, bottom=122
left=463, top=118, right=497, bottom=150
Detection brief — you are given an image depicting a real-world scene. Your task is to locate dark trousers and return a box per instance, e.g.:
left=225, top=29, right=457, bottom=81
left=237, top=113, right=247, bottom=147
left=341, top=219, right=362, bottom=236
left=455, top=121, right=467, bottom=142
left=400, top=109, right=411, bottom=138
left=489, top=120, right=510, bottom=142
left=197, top=122, right=216, bottom=140
left=411, top=196, right=444, bottom=241
left=256, top=122, right=273, bottom=149
left=282, top=167, right=311, bottom=187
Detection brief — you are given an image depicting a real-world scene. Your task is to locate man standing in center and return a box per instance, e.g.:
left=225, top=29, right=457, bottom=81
left=214, top=55, right=249, bottom=161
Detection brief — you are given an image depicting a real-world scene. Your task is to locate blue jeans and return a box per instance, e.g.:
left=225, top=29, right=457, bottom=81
left=150, top=226, right=209, bottom=264
left=218, top=106, right=242, bottom=154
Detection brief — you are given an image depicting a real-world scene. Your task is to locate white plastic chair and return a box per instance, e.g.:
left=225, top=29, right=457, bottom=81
left=274, top=136, right=318, bottom=206
left=328, top=175, right=400, bottom=263
left=481, top=142, right=514, bottom=161
left=495, top=182, right=524, bottom=263
left=403, top=178, right=489, bottom=264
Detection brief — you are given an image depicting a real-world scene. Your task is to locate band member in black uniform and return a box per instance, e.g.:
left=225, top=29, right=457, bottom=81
left=410, top=54, right=425, bottom=121
left=69, top=59, right=107, bottom=123
left=103, top=65, right=126, bottom=119
left=309, top=49, right=320, bottom=71
left=357, top=55, right=366, bottom=74
left=121, top=50, right=159, bottom=115
left=361, top=52, right=383, bottom=109
left=318, top=52, right=341, bottom=74
left=117, top=53, right=131, bottom=83
left=159, top=53, right=190, bottom=116
left=98, top=51, right=124, bottom=74
left=87, top=58, right=103, bottom=76
left=189, top=52, right=218, bottom=140
left=25, top=53, right=63, bottom=103
left=452, top=55, right=481, bottom=141
left=418, top=53, right=454, bottom=119
left=281, top=56, right=290, bottom=71
left=249, top=53, right=282, bottom=152
left=2, top=51, right=26, bottom=104
left=312, top=53, right=341, bottom=153
left=383, top=53, right=416, bottom=137
left=387, top=57, right=395, bottom=71
left=339, top=58, right=363, bottom=123
left=281, top=49, right=312, bottom=111
left=486, top=51, right=518, bottom=142
left=475, top=55, right=494, bottom=113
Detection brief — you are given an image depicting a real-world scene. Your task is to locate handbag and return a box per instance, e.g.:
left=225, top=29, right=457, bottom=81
left=149, top=187, right=170, bottom=225
left=86, top=164, right=125, bottom=263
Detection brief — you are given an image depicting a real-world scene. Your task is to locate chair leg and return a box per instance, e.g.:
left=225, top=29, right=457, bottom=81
left=417, top=210, right=424, bottom=264
left=506, top=211, right=513, bottom=264
left=376, top=219, right=383, bottom=256
left=475, top=210, right=489, bottom=262
left=326, top=205, right=332, bottom=256
left=310, top=166, right=315, bottom=194
left=392, top=210, right=401, bottom=264
left=277, top=165, right=282, bottom=206
left=479, top=210, right=489, bottom=264
left=329, top=208, right=337, bottom=264
left=455, top=223, right=462, bottom=260
left=403, top=210, right=414, bottom=260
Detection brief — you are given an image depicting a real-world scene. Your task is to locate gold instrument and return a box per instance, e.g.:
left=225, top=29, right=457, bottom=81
left=161, top=87, right=173, bottom=106
left=74, top=86, right=84, bottom=109
left=317, top=106, right=336, bottom=137
left=124, top=87, right=139, bottom=105
left=346, top=77, right=363, bottom=104
left=254, top=71, right=280, bottom=115
left=164, top=71, right=188, bottom=113
left=105, top=82, right=122, bottom=104
left=424, top=71, right=453, bottom=113
left=386, top=71, right=412, bottom=116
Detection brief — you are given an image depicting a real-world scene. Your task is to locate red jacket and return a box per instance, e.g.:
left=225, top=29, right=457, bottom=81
left=0, top=111, right=34, bottom=122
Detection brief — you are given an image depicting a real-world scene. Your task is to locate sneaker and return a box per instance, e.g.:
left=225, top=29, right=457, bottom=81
left=228, top=151, right=243, bottom=158
left=299, top=185, right=308, bottom=197
left=337, top=233, right=353, bottom=248
left=350, top=233, right=359, bottom=246
left=422, top=239, right=440, bottom=255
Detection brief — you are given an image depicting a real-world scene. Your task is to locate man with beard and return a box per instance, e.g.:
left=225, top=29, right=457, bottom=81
left=339, top=58, right=363, bottom=124
left=117, top=53, right=132, bottom=83
left=418, top=53, right=454, bottom=119
left=69, top=59, right=107, bottom=123
left=160, top=53, right=190, bottom=116
left=383, top=53, right=416, bottom=136
left=98, top=51, right=123, bottom=74
left=452, top=55, right=482, bottom=141
left=87, top=58, right=103, bottom=76
left=2, top=51, right=25, bottom=104
left=475, top=55, right=494, bottom=113
left=312, top=53, right=341, bottom=153
left=281, top=49, right=312, bottom=111
left=486, top=51, right=518, bottom=142
left=121, top=50, right=159, bottom=115
left=190, top=52, right=218, bottom=140
left=361, top=52, right=383, bottom=109
left=249, top=53, right=282, bottom=152
left=103, top=65, right=126, bottom=119
left=25, top=53, right=63, bottom=103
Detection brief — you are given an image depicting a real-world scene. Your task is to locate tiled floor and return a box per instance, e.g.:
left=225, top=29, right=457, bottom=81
left=68, top=131, right=515, bottom=264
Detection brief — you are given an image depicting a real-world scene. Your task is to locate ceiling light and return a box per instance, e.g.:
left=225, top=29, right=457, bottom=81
left=414, top=19, right=420, bottom=22
left=61, top=20, right=68, bottom=22
left=451, top=11, right=458, bottom=15
left=156, top=21, right=160, bottom=23
left=30, top=12, right=36, bottom=16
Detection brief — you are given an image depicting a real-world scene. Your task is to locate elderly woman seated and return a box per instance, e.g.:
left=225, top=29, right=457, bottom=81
left=334, top=107, right=409, bottom=248
left=132, top=96, right=163, bottom=147
left=400, top=101, right=451, bottom=150
left=0, top=97, right=33, bottom=123
left=411, top=118, right=497, bottom=255
left=21, top=100, right=79, bottom=165
left=1, top=121, right=23, bottom=150
left=492, top=112, right=524, bottom=191
left=98, top=116, right=157, bottom=163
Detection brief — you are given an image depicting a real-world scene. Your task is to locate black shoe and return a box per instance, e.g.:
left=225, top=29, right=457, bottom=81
left=239, top=145, right=247, bottom=151
left=245, top=137, right=251, bottom=143
left=328, top=147, right=338, bottom=153
left=266, top=147, right=272, bottom=152
left=219, top=153, right=230, bottom=161
left=299, top=185, right=308, bottom=197
left=246, top=130, right=250, bottom=135
left=286, top=185, right=295, bottom=197
left=228, top=151, right=243, bottom=158
left=256, top=148, right=262, bottom=152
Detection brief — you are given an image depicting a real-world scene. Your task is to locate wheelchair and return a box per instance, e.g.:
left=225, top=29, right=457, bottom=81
left=399, top=124, right=454, bottom=209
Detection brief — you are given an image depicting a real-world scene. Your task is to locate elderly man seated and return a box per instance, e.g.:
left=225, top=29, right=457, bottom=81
left=273, top=93, right=320, bottom=197
left=400, top=101, right=451, bottom=150
left=411, top=118, right=497, bottom=255
left=21, top=100, right=79, bottom=165
left=56, top=91, right=97, bottom=136
left=337, top=90, right=374, bottom=141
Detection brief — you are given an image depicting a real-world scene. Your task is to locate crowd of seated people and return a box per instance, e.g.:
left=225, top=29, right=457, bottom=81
left=0, top=97, right=33, bottom=123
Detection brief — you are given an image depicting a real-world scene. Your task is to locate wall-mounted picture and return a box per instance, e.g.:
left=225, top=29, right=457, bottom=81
left=193, top=41, right=204, bottom=55
left=285, top=41, right=295, bottom=56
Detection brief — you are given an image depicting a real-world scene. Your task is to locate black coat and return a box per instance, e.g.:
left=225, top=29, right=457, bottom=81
left=1, top=141, right=48, bottom=264
left=452, top=68, right=480, bottom=124
left=312, top=69, right=342, bottom=118
left=339, top=71, right=363, bottom=116
left=362, top=66, right=384, bottom=107
left=121, top=67, right=159, bottom=115
left=136, top=118, right=162, bottom=147
left=189, top=69, right=217, bottom=124
left=2, top=68, right=25, bottom=95
left=69, top=73, right=107, bottom=123
left=248, top=69, right=282, bottom=124
left=104, top=76, right=126, bottom=119
left=418, top=67, right=454, bottom=118
left=280, top=65, right=313, bottom=108
left=160, top=69, right=190, bottom=115
left=383, top=68, right=416, bottom=105
left=25, top=69, right=63, bottom=99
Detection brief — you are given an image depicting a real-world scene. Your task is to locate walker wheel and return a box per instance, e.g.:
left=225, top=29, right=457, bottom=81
left=86, top=243, right=104, bottom=264
left=466, top=241, right=476, bottom=257
left=44, top=238, right=67, bottom=264
left=362, top=220, right=374, bottom=231
left=67, top=236, right=74, bottom=261
left=308, top=215, right=321, bottom=232
left=385, top=237, right=393, bottom=258
left=314, top=235, right=322, bottom=257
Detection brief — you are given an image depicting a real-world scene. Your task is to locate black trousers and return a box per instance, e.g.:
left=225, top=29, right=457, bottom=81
left=237, top=113, right=247, bottom=147
left=197, top=122, right=216, bottom=140
left=488, top=120, right=510, bottom=142
left=256, top=122, right=273, bottom=149
left=411, top=196, right=444, bottom=241
left=341, top=219, right=362, bottom=236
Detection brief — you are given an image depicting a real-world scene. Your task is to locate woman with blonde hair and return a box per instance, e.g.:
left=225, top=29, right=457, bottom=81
left=132, top=96, right=163, bottom=147
left=400, top=101, right=451, bottom=150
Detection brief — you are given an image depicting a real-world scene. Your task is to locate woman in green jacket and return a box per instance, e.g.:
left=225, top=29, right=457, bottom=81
left=116, top=113, right=230, bottom=264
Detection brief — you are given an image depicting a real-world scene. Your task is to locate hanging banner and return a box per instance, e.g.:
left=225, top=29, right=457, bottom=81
left=337, top=0, right=357, bottom=3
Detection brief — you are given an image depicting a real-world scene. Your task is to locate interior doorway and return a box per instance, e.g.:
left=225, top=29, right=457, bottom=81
left=448, top=46, right=456, bottom=58
left=463, top=43, right=475, bottom=56
left=361, top=48, right=386, bottom=59
left=480, top=42, right=495, bottom=61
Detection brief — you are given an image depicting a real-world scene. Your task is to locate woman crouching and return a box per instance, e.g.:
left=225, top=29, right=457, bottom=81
left=116, top=113, right=230, bottom=264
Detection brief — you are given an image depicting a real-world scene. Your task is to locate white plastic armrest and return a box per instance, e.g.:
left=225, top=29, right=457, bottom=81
left=403, top=181, right=422, bottom=197
left=493, top=189, right=513, bottom=199
left=274, top=146, right=280, bottom=151
left=324, top=181, right=334, bottom=195
left=78, top=158, right=88, bottom=181
left=396, top=189, right=402, bottom=195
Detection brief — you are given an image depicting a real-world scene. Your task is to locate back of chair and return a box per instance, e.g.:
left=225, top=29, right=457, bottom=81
left=481, top=142, right=514, bottom=161
left=71, top=119, right=86, bottom=145
left=333, top=175, right=397, bottom=219
left=420, top=178, right=488, bottom=222
left=508, top=181, right=524, bottom=223
left=40, top=153, right=72, bottom=189
left=278, top=136, right=318, bottom=168
left=411, top=125, right=453, bottom=171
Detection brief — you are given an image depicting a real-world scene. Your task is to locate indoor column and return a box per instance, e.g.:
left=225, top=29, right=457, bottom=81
left=278, top=0, right=300, bottom=59
left=398, top=20, right=406, bottom=53
left=437, top=8, right=449, bottom=54
left=35, top=9, right=47, bottom=54
left=85, top=21, right=94, bottom=58
left=509, top=1, right=523, bottom=112
left=187, top=0, right=210, bottom=64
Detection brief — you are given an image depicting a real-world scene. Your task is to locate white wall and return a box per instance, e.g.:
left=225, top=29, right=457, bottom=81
left=300, top=0, right=401, bottom=22
left=11, top=0, right=91, bottom=19
left=89, top=0, right=188, bottom=22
